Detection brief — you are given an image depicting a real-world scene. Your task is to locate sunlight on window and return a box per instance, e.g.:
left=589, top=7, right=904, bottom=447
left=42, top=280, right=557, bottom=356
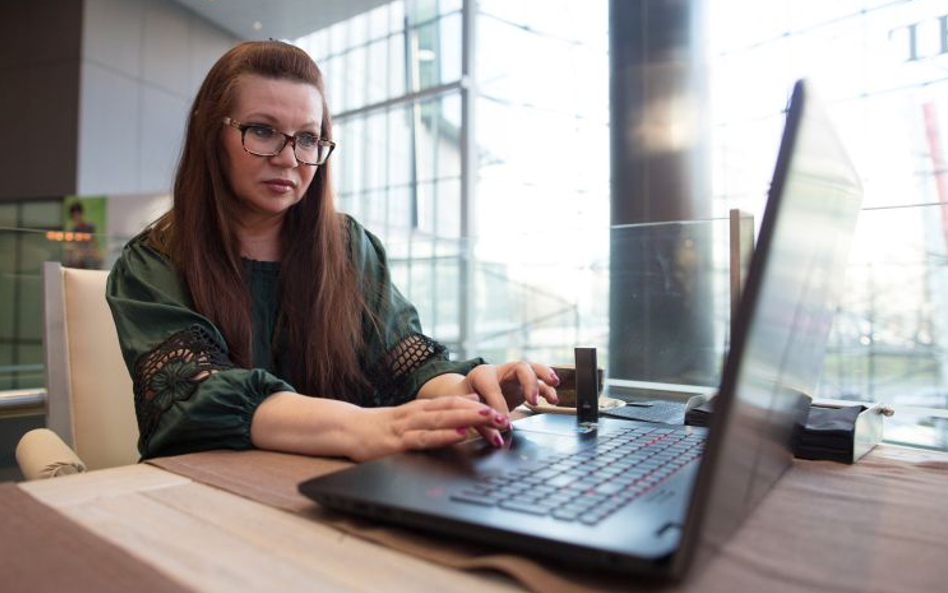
left=709, top=0, right=948, bottom=449
left=289, top=0, right=948, bottom=450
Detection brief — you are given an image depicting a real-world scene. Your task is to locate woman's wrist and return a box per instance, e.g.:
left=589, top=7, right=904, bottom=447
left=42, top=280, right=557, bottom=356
left=251, top=392, right=367, bottom=458
left=417, top=372, right=470, bottom=399
left=342, top=407, right=396, bottom=461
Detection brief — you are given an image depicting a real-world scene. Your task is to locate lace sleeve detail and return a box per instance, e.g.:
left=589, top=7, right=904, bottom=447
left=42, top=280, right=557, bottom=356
left=133, top=325, right=236, bottom=448
left=369, top=332, right=447, bottom=404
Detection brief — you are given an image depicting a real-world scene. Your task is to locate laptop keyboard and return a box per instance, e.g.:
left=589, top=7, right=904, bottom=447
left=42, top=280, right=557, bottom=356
left=450, top=426, right=706, bottom=526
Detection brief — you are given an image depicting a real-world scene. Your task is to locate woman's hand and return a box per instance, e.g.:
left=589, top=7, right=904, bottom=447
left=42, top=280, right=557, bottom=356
left=350, top=395, right=511, bottom=461
left=414, top=361, right=559, bottom=450
left=418, top=361, right=560, bottom=416
left=463, top=361, right=560, bottom=417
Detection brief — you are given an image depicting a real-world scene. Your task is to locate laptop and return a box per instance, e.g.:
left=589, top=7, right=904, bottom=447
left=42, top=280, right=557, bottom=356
left=298, top=79, right=864, bottom=579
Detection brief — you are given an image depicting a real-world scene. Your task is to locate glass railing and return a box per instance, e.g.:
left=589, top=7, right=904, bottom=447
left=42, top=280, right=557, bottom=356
left=383, top=216, right=745, bottom=391
left=0, top=226, right=121, bottom=394
left=383, top=207, right=947, bottom=451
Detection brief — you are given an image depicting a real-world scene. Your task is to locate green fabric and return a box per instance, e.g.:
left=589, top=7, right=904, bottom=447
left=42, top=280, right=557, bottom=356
left=106, top=215, right=484, bottom=459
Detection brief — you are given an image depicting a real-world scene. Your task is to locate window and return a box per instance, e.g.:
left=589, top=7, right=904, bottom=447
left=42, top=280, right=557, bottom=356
left=294, top=0, right=948, bottom=450
left=708, top=0, right=948, bottom=450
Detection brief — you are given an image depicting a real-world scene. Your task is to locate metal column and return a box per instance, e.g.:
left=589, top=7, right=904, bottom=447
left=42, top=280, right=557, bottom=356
left=608, top=0, right=716, bottom=385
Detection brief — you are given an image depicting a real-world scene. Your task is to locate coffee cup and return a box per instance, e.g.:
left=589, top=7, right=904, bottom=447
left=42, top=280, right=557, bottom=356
left=550, top=364, right=604, bottom=407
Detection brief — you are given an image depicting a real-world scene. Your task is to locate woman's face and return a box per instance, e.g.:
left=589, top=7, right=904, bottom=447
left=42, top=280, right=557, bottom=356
left=222, top=74, right=324, bottom=228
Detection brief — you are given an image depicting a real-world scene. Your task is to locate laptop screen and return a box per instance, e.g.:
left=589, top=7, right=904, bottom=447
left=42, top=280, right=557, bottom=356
left=678, top=79, right=864, bottom=573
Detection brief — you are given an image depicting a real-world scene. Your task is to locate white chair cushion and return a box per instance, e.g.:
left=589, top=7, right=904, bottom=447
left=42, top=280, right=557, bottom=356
left=63, top=267, right=139, bottom=469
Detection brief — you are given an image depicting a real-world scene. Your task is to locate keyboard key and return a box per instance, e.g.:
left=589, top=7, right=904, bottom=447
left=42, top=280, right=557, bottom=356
left=546, top=493, right=577, bottom=506
left=531, top=498, right=564, bottom=510
left=546, top=473, right=579, bottom=488
left=486, top=475, right=512, bottom=486
left=499, top=500, right=548, bottom=515
left=594, top=482, right=626, bottom=495
left=451, top=492, right=499, bottom=506
left=552, top=509, right=581, bottom=521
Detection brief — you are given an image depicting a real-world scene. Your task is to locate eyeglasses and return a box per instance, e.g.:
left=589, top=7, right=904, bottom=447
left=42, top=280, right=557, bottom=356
left=222, top=117, right=336, bottom=166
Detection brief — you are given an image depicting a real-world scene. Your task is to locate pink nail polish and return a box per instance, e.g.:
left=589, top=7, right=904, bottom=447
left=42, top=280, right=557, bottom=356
left=478, top=408, right=491, bottom=416
left=494, top=413, right=508, bottom=426
left=456, top=427, right=467, bottom=436
left=492, top=433, right=504, bottom=447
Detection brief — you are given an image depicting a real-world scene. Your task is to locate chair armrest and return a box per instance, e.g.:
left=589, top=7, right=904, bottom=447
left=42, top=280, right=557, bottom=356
left=16, top=428, right=87, bottom=480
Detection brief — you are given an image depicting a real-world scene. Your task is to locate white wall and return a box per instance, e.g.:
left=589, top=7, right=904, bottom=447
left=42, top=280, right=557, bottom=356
left=77, top=0, right=237, bottom=196
left=104, top=191, right=173, bottom=264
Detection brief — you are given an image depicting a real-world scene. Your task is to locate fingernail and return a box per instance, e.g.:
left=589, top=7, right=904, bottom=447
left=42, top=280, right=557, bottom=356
left=492, top=433, right=504, bottom=447
left=550, top=372, right=560, bottom=386
left=456, top=427, right=468, bottom=436
left=494, top=414, right=508, bottom=427
left=478, top=408, right=491, bottom=416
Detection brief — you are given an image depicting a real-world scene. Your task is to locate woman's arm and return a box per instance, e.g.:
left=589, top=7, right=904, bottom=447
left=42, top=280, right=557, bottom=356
left=250, top=391, right=510, bottom=461
left=107, top=236, right=297, bottom=459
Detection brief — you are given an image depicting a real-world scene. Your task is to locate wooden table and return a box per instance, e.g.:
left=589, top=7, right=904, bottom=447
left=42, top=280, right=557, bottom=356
left=19, top=463, right=521, bottom=593
left=15, top=444, right=948, bottom=593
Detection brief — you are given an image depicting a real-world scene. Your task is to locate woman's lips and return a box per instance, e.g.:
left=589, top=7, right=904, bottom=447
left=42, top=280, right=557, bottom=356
left=262, top=178, right=296, bottom=193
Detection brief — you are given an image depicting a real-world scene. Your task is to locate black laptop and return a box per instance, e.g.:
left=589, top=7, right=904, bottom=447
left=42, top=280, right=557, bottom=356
left=298, top=79, right=864, bottom=579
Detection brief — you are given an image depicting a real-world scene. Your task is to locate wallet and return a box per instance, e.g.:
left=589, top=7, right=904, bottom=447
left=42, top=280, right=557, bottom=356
left=792, top=404, right=867, bottom=463
left=684, top=399, right=882, bottom=463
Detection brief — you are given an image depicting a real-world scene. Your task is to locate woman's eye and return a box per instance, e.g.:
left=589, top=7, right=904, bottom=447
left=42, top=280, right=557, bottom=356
left=248, top=125, right=276, bottom=139
left=296, top=133, right=318, bottom=148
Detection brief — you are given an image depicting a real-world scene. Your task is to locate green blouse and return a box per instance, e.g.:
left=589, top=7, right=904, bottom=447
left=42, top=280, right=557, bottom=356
left=106, top=215, right=484, bottom=459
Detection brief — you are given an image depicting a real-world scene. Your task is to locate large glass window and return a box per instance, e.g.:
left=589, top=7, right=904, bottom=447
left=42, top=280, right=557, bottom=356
left=296, top=1, right=469, bottom=352
left=708, top=0, right=948, bottom=449
left=295, top=0, right=610, bottom=362
left=474, top=1, right=610, bottom=364
left=293, top=0, right=947, bottom=450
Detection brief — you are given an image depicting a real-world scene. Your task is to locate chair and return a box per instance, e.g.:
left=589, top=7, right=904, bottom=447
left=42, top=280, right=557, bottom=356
left=15, top=262, right=139, bottom=479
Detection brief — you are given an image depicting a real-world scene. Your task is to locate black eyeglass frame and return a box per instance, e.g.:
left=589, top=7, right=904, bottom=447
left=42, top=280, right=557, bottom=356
left=222, top=117, right=336, bottom=166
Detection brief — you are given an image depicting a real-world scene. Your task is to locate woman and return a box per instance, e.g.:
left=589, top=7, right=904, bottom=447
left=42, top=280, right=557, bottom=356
left=107, top=40, right=559, bottom=462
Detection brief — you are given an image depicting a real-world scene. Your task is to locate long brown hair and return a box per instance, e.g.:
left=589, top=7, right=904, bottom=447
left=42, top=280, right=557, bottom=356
left=151, top=40, right=366, bottom=399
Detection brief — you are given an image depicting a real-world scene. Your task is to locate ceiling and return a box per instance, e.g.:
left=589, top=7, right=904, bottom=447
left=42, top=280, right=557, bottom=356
left=170, top=0, right=391, bottom=41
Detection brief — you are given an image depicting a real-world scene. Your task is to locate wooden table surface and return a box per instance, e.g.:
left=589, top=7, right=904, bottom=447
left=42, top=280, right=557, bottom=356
left=17, top=444, right=948, bottom=593
left=19, top=463, right=523, bottom=593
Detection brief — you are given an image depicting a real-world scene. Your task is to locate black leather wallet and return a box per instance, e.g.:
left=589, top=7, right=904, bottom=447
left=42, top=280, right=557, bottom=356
left=792, top=404, right=867, bottom=463
left=684, top=400, right=872, bottom=463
